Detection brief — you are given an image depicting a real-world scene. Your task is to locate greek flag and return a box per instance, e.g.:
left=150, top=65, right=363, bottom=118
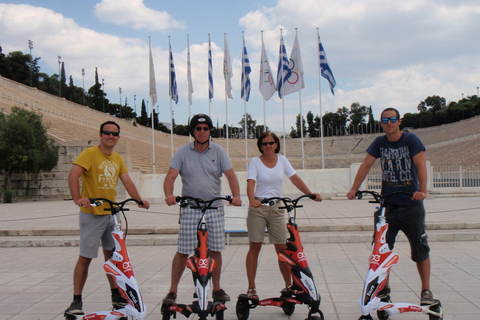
left=318, top=34, right=336, bottom=95
left=276, top=34, right=291, bottom=99
left=169, top=41, right=178, bottom=104
left=208, top=36, right=214, bottom=100
left=241, top=37, right=251, bottom=101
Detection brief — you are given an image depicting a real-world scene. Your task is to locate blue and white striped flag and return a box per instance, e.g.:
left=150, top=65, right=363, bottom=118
left=208, top=36, right=214, bottom=101
left=276, top=34, right=291, bottom=99
left=169, top=40, right=178, bottom=104
left=318, top=34, right=336, bottom=95
left=241, top=36, right=251, bottom=102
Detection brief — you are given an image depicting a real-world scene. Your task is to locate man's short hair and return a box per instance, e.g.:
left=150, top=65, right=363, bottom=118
left=100, top=121, right=120, bottom=134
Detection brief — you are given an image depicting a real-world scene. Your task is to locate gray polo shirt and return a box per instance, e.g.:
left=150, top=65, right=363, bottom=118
left=169, top=141, right=233, bottom=205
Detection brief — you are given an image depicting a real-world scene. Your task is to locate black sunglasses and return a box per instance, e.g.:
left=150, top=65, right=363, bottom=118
left=102, top=130, right=119, bottom=136
left=261, top=141, right=276, bottom=146
left=381, top=117, right=398, bottom=124
left=195, top=127, right=210, bottom=131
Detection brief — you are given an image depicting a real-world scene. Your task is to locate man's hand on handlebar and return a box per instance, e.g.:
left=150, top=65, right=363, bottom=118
left=311, top=192, right=322, bottom=202
left=346, top=190, right=357, bottom=200
left=230, top=196, right=242, bottom=206
left=74, top=197, right=93, bottom=208
left=412, top=191, right=427, bottom=201
left=165, top=195, right=177, bottom=206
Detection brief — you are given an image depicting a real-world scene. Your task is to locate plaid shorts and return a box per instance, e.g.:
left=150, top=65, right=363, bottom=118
left=177, top=206, right=225, bottom=254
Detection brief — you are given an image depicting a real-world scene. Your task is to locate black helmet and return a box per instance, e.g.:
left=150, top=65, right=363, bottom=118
left=189, top=114, right=213, bottom=135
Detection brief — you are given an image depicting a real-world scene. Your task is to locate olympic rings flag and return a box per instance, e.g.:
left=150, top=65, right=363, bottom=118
left=148, top=37, right=157, bottom=107
left=259, top=36, right=276, bottom=101
left=283, top=32, right=305, bottom=96
left=208, top=35, right=214, bottom=101
left=223, top=34, right=234, bottom=100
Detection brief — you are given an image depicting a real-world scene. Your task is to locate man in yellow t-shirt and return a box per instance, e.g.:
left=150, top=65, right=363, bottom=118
left=65, top=121, right=150, bottom=317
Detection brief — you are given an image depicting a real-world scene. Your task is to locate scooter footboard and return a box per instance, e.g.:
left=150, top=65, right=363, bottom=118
left=379, top=301, right=442, bottom=317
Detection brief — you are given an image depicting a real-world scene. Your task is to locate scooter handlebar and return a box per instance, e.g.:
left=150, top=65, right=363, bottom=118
left=89, top=197, right=144, bottom=212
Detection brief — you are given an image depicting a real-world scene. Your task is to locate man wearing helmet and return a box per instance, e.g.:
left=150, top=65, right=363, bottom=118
left=163, top=113, right=242, bottom=305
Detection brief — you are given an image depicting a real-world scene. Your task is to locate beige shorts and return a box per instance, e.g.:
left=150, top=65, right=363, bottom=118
left=247, top=202, right=287, bottom=244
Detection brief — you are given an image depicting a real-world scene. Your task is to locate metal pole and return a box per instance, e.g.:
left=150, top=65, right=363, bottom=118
left=28, top=40, right=33, bottom=87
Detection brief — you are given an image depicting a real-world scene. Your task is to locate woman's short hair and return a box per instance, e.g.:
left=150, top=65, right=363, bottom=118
left=257, top=131, right=281, bottom=154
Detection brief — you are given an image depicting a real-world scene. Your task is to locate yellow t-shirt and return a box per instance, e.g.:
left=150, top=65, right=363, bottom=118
left=74, top=146, right=128, bottom=215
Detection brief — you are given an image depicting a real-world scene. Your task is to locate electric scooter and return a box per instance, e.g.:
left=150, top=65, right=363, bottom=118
left=161, top=195, right=233, bottom=320
left=355, top=190, right=443, bottom=320
left=64, top=197, right=147, bottom=320
left=236, top=194, right=324, bottom=320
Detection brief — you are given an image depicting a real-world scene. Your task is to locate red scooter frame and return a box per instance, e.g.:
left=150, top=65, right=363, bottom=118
left=236, top=194, right=324, bottom=320
left=65, top=198, right=147, bottom=320
left=356, top=190, right=443, bottom=320
left=161, top=195, right=232, bottom=320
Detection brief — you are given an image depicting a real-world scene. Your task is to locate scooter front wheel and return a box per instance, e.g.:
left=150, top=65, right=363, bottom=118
left=428, top=300, right=443, bottom=320
left=215, top=309, right=224, bottom=320
left=377, top=309, right=389, bottom=320
left=308, top=314, right=325, bottom=320
left=235, top=297, right=250, bottom=320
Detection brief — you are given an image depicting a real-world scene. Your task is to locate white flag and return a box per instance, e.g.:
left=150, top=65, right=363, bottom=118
left=283, top=33, right=304, bottom=96
left=148, top=37, right=157, bottom=106
left=187, top=36, right=194, bottom=105
left=224, top=34, right=233, bottom=99
left=259, top=38, right=276, bottom=101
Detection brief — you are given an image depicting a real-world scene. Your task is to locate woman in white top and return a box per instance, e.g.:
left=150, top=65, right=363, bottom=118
left=245, top=131, right=322, bottom=300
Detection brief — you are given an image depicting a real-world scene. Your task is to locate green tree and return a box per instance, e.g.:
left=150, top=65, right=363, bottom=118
left=238, top=113, right=256, bottom=137
left=0, top=107, right=59, bottom=202
left=290, top=113, right=307, bottom=138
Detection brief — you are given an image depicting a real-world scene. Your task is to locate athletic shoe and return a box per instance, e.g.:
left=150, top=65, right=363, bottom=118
left=112, top=291, right=128, bottom=309
left=377, top=286, right=391, bottom=300
left=65, top=300, right=84, bottom=315
left=212, top=289, right=231, bottom=302
left=420, top=289, right=435, bottom=305
left=162, top=292, right=177, bottom=305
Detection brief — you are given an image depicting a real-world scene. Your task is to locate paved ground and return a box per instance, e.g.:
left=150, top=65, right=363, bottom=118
left=0, top=195, right=479, bottom=319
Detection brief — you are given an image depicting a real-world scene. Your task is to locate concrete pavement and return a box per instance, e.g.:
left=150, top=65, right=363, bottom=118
left=0, top=195, right=479, bottom=319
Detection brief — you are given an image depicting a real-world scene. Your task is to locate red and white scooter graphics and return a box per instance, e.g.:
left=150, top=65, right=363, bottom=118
left=65, top=198, right=147, bottom=320
left=236, top=194, right=324, bottom=320
left=356, top=190, right=442, bottom=320
left=161, top=196, right=232, bottom=320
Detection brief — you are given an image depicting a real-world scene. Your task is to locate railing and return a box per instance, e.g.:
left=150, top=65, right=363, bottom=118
left=366, top=165, right=480, bottom=191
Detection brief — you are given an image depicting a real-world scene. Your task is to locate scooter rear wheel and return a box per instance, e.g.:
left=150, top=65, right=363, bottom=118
left=281, top=302, right=295, bottom=315
left=235, top=298, right=250, bottom=320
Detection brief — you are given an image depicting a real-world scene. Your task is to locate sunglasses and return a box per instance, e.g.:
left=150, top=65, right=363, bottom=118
left=195, top=127, right=210, bottom=132
left=381, top=117, right=398, bottom=124
left=261, top=141, right=276, bottom=146
left=102, top=130, right=119, bottom=136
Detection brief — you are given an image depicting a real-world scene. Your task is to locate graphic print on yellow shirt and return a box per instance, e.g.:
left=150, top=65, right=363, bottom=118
left=74, top=146, right=128, bottom=215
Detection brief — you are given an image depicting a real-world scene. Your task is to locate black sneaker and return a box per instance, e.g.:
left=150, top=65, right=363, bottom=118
left=112, top=291, right=128, bottom=309
left=65, top=300, right=84, bottom=315
left=377, top=286, right=391, bottom=301
left=420, top=289, right=435, bottom=305
left=162, top=292, right=177, bottom=305
left=212, top=289, right=231, bottom=302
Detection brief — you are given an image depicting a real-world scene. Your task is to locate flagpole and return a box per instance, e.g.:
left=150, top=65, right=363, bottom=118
left=148, top=36, right=156, bottom=174
left=291, top=29, right=305, bottom=169
left=261, top=31, right=267, bottom=132
left=224, top=32, right=230, bottom=156
left=187, top=34, right=192, bottom=142
left=208, top=34, right=212, bottom=116
left=280, top=29, right=286, bottom=156
left=242, top=31, right=248, bottom=170
left=168, top=36, right=174, bottom=159
left=317, top=28, right=325, bottom=169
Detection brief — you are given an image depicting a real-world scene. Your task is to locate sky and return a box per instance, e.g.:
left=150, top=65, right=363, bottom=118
left=1, top=0, right=479, bottom=132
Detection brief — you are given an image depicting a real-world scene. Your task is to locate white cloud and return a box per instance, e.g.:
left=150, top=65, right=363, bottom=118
left=94, top=0, right=186, bottom=31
